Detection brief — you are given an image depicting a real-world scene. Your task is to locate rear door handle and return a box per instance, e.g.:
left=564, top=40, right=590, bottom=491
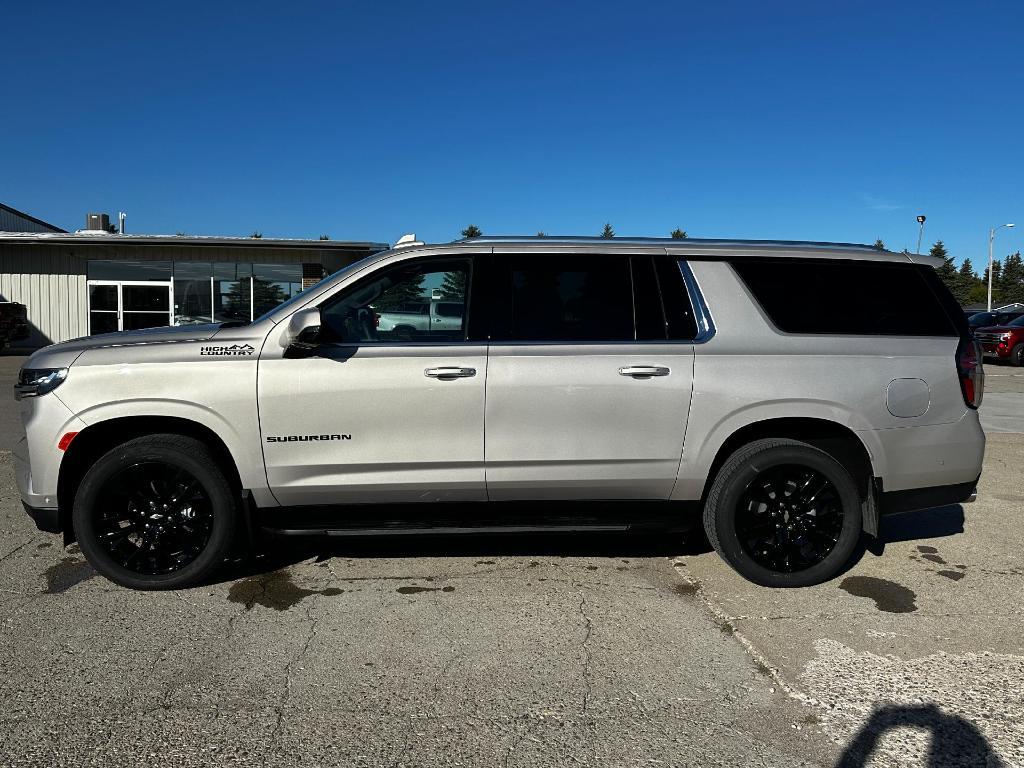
left=424, top=366, right=476, bottom=379
left=618, top=365, right=670, bottom=378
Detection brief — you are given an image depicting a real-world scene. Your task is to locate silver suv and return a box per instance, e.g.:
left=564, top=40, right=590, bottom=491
left=14, top=237, right=986, bottom=590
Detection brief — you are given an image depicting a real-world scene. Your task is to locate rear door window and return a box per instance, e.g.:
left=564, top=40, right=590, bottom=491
left=488, top=255, right=636, bottom=342
left=731, top=259, right=959, bottom=337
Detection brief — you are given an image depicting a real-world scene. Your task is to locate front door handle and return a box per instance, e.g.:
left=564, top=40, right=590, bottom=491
left=425, top=366, right=477, bottom=379
left=619, top=365, right=670, bottom=378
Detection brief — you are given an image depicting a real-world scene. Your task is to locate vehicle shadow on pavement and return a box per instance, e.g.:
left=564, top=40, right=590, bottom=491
left=867, top=504, right=965, bottom=557
left=214, top=529, right=710, bottom=586
left=836, top=703, right=1004, bottom=767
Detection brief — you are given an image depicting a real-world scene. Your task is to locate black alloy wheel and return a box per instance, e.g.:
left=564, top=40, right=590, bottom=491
left=734, top=464, right=844, bottom=573
left=92, top=462, right=214, bottom=576
left=703, top=438, right=863, bottom=588
left=74, top=434, right=237, bottom=590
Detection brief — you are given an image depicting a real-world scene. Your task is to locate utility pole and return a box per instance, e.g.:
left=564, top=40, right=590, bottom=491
left=988, top=223, right=1015, bottom=311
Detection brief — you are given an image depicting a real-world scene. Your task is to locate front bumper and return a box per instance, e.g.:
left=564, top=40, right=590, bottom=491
left=22, top=502, right=62, bottom=534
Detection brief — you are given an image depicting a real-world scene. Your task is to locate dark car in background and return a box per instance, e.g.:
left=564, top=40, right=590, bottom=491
left=967, top=310, right=1024, bottom=331
left=0, top=302, right=30, bottom=351
left=975, top=314, right=1024, bottom=366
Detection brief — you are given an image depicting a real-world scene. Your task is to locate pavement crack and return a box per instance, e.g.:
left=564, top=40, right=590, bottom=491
left=578, top=591, right=594, bottom=717
left=0, top=537, right=35, bottom=566
left=263, top=602, right=319, bottom=766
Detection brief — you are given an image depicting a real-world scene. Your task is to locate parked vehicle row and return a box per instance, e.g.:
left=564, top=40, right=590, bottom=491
left=14, top=237, right=984, bottom=591
left=0, top=301, right=30, bottom=351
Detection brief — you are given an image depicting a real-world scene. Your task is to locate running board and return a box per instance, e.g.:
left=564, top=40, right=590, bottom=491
left=255, top=500, right=698, bottom=538
left=264, top=523, right=631, bottom=537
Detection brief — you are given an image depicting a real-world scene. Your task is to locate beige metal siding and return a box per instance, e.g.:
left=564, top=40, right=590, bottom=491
left=0, top=244, right=87, bottom=347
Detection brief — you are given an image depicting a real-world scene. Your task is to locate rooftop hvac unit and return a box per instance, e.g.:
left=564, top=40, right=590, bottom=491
left=86, top=213, right=115, bottom=232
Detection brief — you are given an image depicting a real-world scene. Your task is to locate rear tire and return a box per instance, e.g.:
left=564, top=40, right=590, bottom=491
left=703, top=438, right=862, bottom=588
left=73, top=434, right=237, bottom=590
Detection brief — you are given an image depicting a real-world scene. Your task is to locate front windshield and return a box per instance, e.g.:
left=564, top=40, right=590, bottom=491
left=251, top=252, right=383, bottom=324
left=1009, top=315, right=1024, bottom=327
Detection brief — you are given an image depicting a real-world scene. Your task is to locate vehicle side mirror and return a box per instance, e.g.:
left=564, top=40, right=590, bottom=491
left=281, top=306, right=322, bottom=353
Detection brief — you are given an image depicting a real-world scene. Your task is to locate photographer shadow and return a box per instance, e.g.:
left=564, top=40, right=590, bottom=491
left=837, top=704, right=1003, bottom=767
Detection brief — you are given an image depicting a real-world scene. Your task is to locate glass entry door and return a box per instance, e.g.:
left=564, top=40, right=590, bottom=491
left=88, top=281, right=172, bottom=334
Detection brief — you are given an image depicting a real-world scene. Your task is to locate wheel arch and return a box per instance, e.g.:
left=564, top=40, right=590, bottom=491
left=57, top=416, right=245, bottom=540
left=691, top=416, right=880, bottom=536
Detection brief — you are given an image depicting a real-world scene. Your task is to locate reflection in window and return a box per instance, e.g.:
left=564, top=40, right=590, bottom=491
left=320, top=262, right=468, bottom=344
left=253, top=264, right=303, bottom=319
left=173, top=262, right=213, bottom=325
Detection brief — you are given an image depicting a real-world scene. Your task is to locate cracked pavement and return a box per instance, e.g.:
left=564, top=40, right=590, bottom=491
left=0, top=451, right=837, bottom=767
left=1, top=354, right=1021, bottom=766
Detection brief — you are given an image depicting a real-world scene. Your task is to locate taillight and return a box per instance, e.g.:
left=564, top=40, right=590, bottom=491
left=957, top=338, right=984, bottom=409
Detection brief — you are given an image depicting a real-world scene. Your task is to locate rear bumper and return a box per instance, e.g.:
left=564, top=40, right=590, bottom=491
left=880, top=477, right=979, bottom=516
left=22, top=501, right=62, bottom=534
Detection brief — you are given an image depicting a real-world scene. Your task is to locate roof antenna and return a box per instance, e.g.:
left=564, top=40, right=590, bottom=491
left=394, top=233, right=423, bottom=248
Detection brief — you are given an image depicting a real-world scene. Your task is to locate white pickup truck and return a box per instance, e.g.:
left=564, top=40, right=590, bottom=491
left=375, top=299, right=464, bottom=336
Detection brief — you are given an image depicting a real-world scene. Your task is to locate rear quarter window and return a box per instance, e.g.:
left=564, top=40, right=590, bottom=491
left=730, top=258, right=959, bottom=337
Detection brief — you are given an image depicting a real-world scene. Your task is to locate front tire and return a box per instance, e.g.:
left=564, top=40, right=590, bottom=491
left=1010, top=343, right=1023, bottom=367
left=703, top=438, right=862, bottom=587
left=73, top=434, right=237, bottom=590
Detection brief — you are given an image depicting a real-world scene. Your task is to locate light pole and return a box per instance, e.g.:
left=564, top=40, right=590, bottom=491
left=916, top=215, right=926, bottom=255
left=988, top=223, right=1015, bottom=311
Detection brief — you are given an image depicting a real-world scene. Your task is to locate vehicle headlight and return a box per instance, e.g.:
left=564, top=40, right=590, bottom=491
left=1001, top=332, right=1012, bottom=341
left=15, top=368, right=68, bottom=399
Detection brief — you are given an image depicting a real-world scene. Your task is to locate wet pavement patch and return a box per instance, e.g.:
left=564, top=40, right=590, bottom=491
left=937, top=570, right=966, bottom=581
left=916, top=545, right=947, bottom=565
left=396, top=585, right=455, bottom=595
left=44, top=557, right=95, bottom=594
left=839, top=576, right=918, bottom=613
left=227, top=569, right=343, bottom=611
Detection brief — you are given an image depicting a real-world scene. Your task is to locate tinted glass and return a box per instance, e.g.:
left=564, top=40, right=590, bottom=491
left=87, top=260, right=172, bottom=280
left=631, top=256, right=665, bottom=340
left=731, top=259, right=958, bottom=337
left=89, top=284, right=118, bottom=311
left=320, top=260, right=469, bottom=344
left=1009, top=315, right=1024, bottom=328
left=655, top=258, right=699, bottom=339
left=490, top=255, right=634, bottom=341
left=969, top=312, right=996, bottom=327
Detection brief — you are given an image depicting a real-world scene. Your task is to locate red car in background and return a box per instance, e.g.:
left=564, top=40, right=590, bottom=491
left=975, top=314, right=1024, bottom=366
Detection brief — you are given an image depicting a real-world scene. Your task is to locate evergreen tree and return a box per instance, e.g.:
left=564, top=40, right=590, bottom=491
left=953, top=258, right=978, bottom=304
left=930, top=241, right=957, bottom=294
left=461, top=224, right=482, bottom=239
left=373, top=273, right=426, bottom=311
left=670, top=228, right=688, bottom=239
left=319, top=234, right=330, bottom=240
left=439, top=269, right=467, bottom=300
left=536, top=231, right=546, bottom=237
left=998, top=251, right=1024, bottom=302
left=600, top=223, right=615, bottom=239
left=250, top=231, right=262, bottom=239
left=873, top=239, right=885, bottom=251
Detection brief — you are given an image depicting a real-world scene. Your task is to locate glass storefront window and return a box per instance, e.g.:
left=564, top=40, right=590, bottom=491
left=253, top=264, right=303, bottom=319
left=173, top=262, right=213, bottom=325
left=87, top=261, right=172, bottom=280
left=213, top=263, right=252, bottom=323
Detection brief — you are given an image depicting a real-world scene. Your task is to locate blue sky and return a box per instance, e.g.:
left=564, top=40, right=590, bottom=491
left=2, top=1, right=1022, bottom=268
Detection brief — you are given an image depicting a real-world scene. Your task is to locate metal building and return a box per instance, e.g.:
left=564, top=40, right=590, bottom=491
left=0, top=203, right=65, bottom=234
left=0, top=211, right=387, bottom=348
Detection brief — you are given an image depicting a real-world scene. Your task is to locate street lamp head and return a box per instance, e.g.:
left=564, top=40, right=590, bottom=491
left=1007, top=223, right=1015, bottom=228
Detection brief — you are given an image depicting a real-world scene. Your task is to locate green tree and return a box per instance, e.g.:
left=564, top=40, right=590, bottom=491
left=873, top=239, right=885, bottom=251
left=670, top=228, right=688, bottom=239
left=440, top=269, right=467, bottom=299
left=953, top=258, right=979, bottom=304
left=461, top=224, right=482, bottom=239
left=250, top=231, right=262, bottom=239
left=600, top=223, right=615, bottom=239
left=374, top=273, right=426, bottom=311
left=536, top=231, right=546, bottom=237
left=319, top=234, right=330, bottom=240
left=999, top=250, right=1024, bottom=303
left=930, top=241, right=957, bottom=294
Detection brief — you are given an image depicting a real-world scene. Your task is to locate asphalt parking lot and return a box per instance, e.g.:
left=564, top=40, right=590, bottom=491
left=0, top=351, right=1022, bottom=766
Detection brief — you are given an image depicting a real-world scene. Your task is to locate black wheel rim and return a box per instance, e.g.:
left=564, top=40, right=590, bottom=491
left=92, top=462, right=214, bottom=576
left=735, top=463, right=845, bottom=573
